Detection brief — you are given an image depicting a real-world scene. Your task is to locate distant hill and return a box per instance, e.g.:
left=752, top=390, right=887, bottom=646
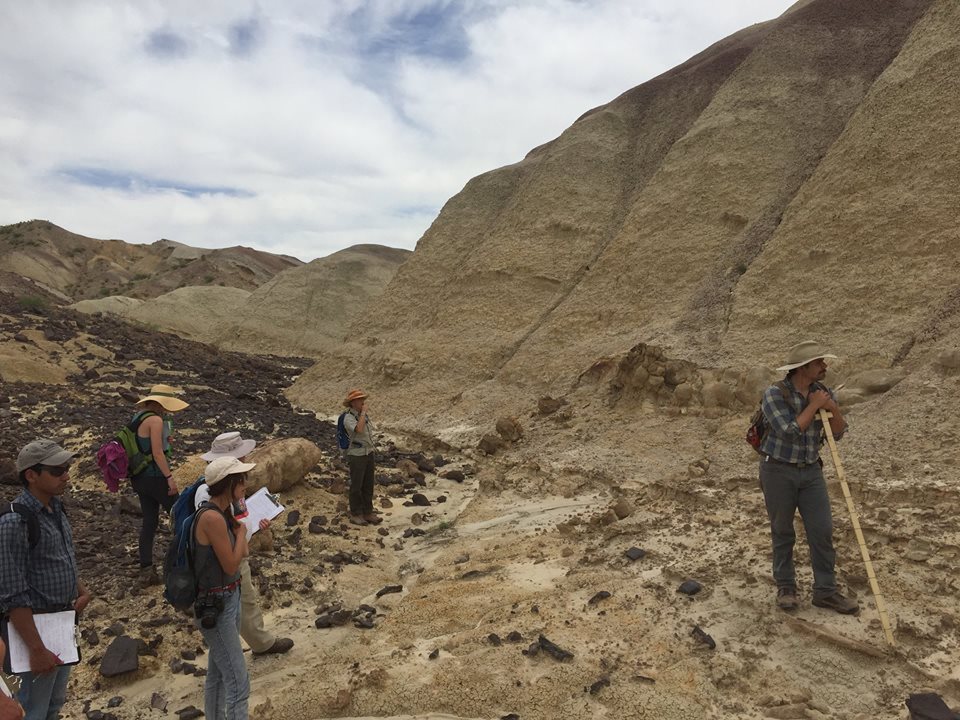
left=0, top=220, right=301, bottom=301
left=70, top=244, right=411, bottom=356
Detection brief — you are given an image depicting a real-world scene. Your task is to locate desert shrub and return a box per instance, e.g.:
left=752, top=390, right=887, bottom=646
left=17, top=295, right=47, bottom=312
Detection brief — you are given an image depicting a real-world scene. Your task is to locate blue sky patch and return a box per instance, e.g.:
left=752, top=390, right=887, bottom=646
left=347, top=2, right=471, bottom=63
left=60, top=168, right=253, bottom=198
left=145, top=29, right=190, bottom=59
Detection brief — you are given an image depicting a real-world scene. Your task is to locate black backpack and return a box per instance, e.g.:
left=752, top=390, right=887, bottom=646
left=0, top=503, right=40, bottom=549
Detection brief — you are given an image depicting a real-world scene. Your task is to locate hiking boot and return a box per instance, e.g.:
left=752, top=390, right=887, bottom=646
left=138, top=565, right=161, bottom=588
left=253, top=637, right=294, bottom=656
left=812, top=590, right=859, bottom=615
left=349, top=515, right=368, bottom=526
left=776, top=586, right=799, bottom=611
left=363, top=513, right=383, bottom=525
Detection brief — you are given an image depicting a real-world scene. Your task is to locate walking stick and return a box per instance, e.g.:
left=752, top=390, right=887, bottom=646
left=819, top=408, right=896, bottom=646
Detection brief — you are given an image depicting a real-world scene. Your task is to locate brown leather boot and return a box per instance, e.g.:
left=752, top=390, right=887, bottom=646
left=776, top=586, right=798, bottom=611
left=812, top=590, right=859, bottom=615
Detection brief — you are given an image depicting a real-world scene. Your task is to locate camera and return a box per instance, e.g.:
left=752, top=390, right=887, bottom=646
left=195, top=593, right=224, bottom=629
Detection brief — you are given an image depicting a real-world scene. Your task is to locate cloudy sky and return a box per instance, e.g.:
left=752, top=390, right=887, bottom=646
left=0, top=1, right=795, bottom=261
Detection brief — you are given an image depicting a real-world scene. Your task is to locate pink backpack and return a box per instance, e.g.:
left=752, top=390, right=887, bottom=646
left=95, top=440, right=128, bottom=493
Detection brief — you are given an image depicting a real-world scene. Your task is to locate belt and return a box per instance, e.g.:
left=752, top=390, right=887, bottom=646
left=764, top=455, right=822, bottom=469
left=204, top=579, right=240, bottom=594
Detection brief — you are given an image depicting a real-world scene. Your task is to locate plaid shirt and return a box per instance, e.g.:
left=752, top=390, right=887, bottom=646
left=760, top=379, right=843, bottom=465
left=0, top=490, right=78, bottom=614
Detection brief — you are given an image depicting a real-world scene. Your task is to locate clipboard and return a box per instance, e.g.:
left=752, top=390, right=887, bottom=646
left=240, top=488, right=285, bottom=541
left=1, top=611, right=80, bottom=674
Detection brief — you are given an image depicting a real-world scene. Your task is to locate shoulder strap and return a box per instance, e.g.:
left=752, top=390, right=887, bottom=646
left=0, top=503, right=40, bottom=549
left=129, top=410, right=155, bottom=432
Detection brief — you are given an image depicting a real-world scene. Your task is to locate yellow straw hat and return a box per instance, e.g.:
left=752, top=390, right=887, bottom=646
left=136, top=384, right=189, bottom=412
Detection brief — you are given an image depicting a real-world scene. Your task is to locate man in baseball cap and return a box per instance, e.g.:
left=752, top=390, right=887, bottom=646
left=1, top=438, right=92, bottom=718
left=757, top=342, right=857, bottom=615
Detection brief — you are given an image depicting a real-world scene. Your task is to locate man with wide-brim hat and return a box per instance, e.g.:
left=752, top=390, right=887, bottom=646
left=758, top=341, right=857, bottom=614
left=131, top=384, right=189, bottom=580
left=341, top=389, right=381, bottom=526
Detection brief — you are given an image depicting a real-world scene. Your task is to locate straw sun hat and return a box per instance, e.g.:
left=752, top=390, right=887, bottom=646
left=776, top=341, right=837, bottom=372
left=136, top=384, right=189, bottom=413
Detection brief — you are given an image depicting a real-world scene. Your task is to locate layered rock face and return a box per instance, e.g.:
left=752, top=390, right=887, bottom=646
left=291, top=0, right=950, bottom=424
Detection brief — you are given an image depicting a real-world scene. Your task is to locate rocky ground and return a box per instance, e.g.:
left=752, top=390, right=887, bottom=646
left=1, top=293, right=959, bottom=720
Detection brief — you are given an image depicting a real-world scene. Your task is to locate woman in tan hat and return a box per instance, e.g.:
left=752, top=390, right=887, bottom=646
left=342, top=389, right=381, bottom=526
left=132, top=384, right=189, bottom=577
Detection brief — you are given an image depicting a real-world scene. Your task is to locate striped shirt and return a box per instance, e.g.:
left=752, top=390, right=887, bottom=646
left=760, top=379, right=843, bottom=465
left=0, top=490, right=78, bottom=614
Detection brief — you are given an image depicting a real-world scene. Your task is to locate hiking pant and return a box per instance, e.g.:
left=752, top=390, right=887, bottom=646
left=198, top=588, right=249, bottom=720
left=131, top=472, right=177, bottom=567
left=239, top=557, right=274, bottom=653
left=759, top=457, right=837, bottom=599
left=17, top=664, right=71, bottom=720
left=347, top=453, right=375, bottom=515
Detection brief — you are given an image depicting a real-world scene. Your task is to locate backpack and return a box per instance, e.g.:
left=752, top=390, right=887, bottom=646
left=162, top=477, right=208, bottom=610
left=0, top=503, right=40, bottom=549
left=95, top=411, right=156, bottom=492
left=336, top=411, right=351, bottom=451
left=746, top=380, right=827, bottom=454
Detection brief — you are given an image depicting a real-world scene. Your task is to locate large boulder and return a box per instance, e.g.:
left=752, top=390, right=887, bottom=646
left=246, top=438, right=322, bottom=492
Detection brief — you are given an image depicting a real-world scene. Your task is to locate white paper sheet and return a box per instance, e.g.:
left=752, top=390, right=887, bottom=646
left=6, top=610, right=79, bottom=674
left=0, top=675, right=11, bottom=698
left=240, top=487, right=285, bottom=541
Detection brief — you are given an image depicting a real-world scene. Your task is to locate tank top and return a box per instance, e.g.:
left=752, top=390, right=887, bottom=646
left=193, top=504, right=241, bottom=592
left=134, top=412, right=172, bottom=477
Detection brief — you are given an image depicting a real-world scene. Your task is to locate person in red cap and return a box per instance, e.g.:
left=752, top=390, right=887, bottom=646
left=341, top=389, right=381, bottom=526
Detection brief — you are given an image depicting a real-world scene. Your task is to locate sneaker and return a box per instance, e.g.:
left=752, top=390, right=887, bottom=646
left=776, top=586, right=798, bottom=611
left=138, top=565, right=161, bottom=588
left=349, top=515, right=368, bottom=526
left=253, top=637, right=294, bottom=656
left=812, top=590, right=859, bottom=615
left=363, top=513, right=383, bottom=525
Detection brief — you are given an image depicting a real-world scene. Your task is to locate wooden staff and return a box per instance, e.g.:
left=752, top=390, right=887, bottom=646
left=819, top=408, right=895, bottom=646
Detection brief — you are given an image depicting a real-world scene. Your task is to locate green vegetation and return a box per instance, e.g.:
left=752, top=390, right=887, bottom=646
left=17, top=295, right=47, bottom=312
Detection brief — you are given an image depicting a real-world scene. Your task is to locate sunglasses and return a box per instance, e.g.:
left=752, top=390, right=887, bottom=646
left=37, top=464, right=71, bottom=477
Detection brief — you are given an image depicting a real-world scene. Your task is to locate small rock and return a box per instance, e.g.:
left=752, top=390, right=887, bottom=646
left=905, top=692, right=955, bottom=720
left=611, top=498, right=634, bottom=520
left=588, top=675, right=610, bottom=695
left=175, top=707, right=204, bottom=720
left=106, top=696, right=123, bottom=708
left=440, top=469, right=465, bottom=482
left=376, top=585, right=403, bottom=599
left=286, top=510, right=301, bottom=526
left=478, top=434, right=504, bottom=455
left=428, top=648, right=439, bottom=660
left=411, top=493, right=431, bottom=507
left=537, top=396, right=565, bottom=415
left=588, top=591, right=611, bottom=605
left=488, top=633, right=502, bottom=646
left=100, top=636, right=139, bottom=677
left=677, top=580, right=703, bottom=596
left=691, top=625, right=716, bottom=650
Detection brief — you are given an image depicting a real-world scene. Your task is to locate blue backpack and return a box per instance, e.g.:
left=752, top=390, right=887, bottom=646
left=162, top=477, right=209, bottom=610
left=336, top=412, right=351, bottom=451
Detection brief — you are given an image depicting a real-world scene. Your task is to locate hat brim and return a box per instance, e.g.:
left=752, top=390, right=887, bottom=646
left=343, top=395, right=367, bottom=407
left=137, top=396, right=189, bottom=412
left=205, top=461, right=256, bottom=486
left=201, top=439, right=257, bottom=462
left=776, top=353, right=837, bottom=372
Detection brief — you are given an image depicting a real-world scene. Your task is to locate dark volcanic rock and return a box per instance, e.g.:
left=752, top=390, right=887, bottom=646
left=286, top=510, right=301, bottom=526
left=440, top=469, right=465, bottom=482
left=691, top=625, right=716, bottom=650
left=677, top=579, right=703, bottom=596
left=100, top=636, right=139, bottom=677
left=624, top=547, right=647, bottom=561
left=376, top=584, right=403, bottom=598
left=411, top=493, right=431, bottom=507
left=588, top=591, right=611, bottom=605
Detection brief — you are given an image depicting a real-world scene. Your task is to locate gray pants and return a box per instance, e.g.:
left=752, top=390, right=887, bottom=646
left=759, top=458, right=837, bottom=598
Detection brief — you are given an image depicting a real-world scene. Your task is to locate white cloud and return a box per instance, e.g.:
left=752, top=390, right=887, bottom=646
left=0, top=0, right=795, bottom=261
